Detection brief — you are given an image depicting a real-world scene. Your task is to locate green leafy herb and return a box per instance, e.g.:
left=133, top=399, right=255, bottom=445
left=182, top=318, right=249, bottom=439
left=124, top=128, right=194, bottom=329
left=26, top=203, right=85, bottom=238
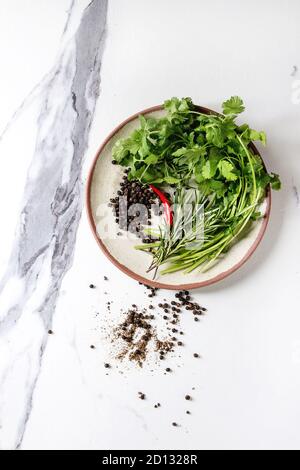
left=218, top=160, right=238, bottom=181
left=222, top=96, right=245, bottom=115
left=112, top=96, right=281, bottom=276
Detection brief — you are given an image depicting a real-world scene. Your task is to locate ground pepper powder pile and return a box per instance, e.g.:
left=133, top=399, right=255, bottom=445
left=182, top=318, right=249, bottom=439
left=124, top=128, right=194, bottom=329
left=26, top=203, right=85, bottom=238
left=108, top=287, right=206, bottom=367
left=113, top=306, right=174, bottom=367
left=115, top=307, right=153, bottom=366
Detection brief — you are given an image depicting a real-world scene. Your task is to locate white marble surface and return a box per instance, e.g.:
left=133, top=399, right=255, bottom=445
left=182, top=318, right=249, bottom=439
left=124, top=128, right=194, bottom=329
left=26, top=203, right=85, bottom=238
left=0, top=0, right=300, bottom=450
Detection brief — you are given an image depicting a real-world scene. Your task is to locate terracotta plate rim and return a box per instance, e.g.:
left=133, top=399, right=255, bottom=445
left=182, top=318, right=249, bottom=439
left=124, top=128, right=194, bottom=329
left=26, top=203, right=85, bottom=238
left=86, top=104, right=271, bottom=290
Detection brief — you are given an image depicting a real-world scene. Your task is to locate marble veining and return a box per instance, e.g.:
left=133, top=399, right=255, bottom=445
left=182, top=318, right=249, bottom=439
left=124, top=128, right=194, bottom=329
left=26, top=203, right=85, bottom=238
left=0, top=0, right=108, bottom=449
left=292, top=184, right=299, bottom=206
left=291, top=65, right=298, bottom=77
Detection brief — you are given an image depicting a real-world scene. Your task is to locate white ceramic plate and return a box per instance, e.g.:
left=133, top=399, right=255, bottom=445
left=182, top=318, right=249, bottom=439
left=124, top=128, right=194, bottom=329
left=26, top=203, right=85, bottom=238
left=87, top=105, right=271, bottom=290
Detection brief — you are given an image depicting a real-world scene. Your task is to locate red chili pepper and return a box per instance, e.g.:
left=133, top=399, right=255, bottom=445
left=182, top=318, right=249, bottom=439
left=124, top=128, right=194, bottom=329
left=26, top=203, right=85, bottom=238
left=150, top=184, right=173, bottom=226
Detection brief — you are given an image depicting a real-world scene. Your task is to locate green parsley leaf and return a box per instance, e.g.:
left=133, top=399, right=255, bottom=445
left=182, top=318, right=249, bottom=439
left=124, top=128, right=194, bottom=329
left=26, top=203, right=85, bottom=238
left=202, top=160, right=216, bottom=179
left=218, top=160, right=238, bottom=181
left=249, top=129, right=267, bottom=145
left=222, top=96, right=245, bottom=115
left=270, top=173, right=281, bottom=190
left=164, top=176, right=180, bottom=184
left=144, top=154, right=159, bottom=164
left=205, top=123, right=223, bottom=147
left=201, top=150, right=220, bottom=179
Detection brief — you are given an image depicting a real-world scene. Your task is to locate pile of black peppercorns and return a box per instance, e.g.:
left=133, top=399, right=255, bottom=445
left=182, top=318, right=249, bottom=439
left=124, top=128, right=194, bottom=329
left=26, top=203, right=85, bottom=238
left=109, top=170, right=159, bottom=243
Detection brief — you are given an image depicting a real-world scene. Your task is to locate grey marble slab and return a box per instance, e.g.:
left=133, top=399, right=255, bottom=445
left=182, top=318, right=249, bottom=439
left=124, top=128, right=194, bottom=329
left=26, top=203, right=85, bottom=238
left=0, top=0, right=108, bottom=449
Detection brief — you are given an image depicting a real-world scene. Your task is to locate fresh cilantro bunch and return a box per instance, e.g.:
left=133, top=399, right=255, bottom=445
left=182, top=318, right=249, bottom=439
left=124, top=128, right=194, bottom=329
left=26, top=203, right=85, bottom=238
left=113, top=96, right=280, bottom=195
left=112, top=96, right=281, bottom=275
